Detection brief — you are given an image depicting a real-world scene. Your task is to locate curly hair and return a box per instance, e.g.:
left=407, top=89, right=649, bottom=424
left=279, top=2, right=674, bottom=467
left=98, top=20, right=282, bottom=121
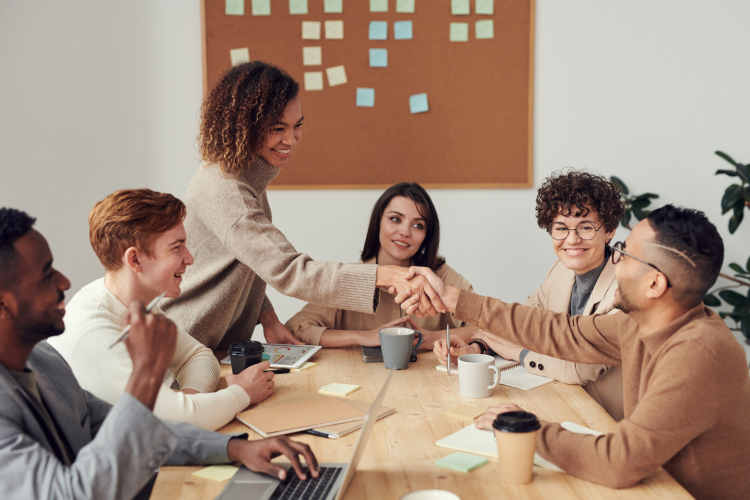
left=536, top=169, right=625, bottom=232
left=0, top=207, right=36, bottom=288
left=199, top=61, right=299, bottom=176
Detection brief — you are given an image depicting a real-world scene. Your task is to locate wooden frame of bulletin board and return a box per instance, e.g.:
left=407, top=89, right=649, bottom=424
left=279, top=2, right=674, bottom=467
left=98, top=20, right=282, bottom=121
left=201, top=0, right=535, bottom=189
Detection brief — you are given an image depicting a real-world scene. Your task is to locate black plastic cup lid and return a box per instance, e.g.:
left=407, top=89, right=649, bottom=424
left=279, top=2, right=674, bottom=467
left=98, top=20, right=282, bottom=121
left=492, top=411, right=541, bottom=433
left=229, top=340, right=264, bottom=356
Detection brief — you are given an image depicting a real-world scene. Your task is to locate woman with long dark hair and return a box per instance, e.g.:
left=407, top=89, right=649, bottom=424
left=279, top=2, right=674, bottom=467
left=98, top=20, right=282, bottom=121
left=162, top=62, right=443, bottom=350
left=286, top=182, right=477, bottom=347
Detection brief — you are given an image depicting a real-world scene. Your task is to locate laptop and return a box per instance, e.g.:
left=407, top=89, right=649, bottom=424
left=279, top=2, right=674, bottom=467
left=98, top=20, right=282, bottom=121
left=215, top=371, right=394, bottom=500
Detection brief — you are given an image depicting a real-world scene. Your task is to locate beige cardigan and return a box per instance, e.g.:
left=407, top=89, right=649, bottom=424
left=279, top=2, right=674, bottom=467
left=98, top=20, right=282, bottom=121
left=455, top=290, right=750, bottom=499
left=286, top=260, right=476, bottom=344
left=163, top=158, right=379, bottom=350
left=522, top=259, right=624, bottom=421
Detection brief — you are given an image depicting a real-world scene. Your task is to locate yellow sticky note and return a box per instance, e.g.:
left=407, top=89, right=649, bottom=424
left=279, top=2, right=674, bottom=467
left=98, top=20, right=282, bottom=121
left=319, top=383, right=359, bottom=396
left=302, top=47, right=322, bottom=66
left=445, top=404, right=485, bottom=422
left=229, top=48, right=250, bottom=66
left=396, top=0, right=415, bottom=13
left=370, top=0, right=388, bottom=12
left=304, top=72, right=324, bottom=91
left=302, top=21, right=321, bottom=40
left=325, top=65, right=347, bottom=86
left=191, top=465, right=239, bottom=482
left=226, top=0, right=244, bottom=15
left=291, top=361, right=318, bottom=372
left=325, top=20, right=344, bottom=39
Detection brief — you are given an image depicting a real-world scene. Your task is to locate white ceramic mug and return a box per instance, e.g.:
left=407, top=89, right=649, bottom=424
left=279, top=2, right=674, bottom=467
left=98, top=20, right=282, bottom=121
left=457, top=354, right=500, bottom=398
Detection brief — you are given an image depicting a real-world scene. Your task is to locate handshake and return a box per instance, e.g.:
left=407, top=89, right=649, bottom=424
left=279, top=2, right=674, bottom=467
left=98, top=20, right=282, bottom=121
left=378, top=265, right=459, bottom=318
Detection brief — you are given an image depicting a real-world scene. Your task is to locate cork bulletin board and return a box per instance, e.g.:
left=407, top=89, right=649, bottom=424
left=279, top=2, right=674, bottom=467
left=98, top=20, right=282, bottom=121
left=201, top=0, right=535, bottom=189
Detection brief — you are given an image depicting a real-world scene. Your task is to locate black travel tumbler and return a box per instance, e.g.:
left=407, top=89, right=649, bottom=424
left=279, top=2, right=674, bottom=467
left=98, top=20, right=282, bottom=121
left=229, top=340, right=264, bottom=375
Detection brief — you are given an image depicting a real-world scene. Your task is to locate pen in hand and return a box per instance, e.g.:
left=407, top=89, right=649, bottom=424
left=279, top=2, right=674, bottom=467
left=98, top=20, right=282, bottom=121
left=108, top=292, right=166, bottom=349
left=447, top=324, right=451, bottom=376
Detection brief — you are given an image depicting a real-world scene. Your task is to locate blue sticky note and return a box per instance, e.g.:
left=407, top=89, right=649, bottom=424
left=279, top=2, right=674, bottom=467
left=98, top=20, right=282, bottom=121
left=289, top=0, right=308, bottom=15
left=369, top=49, right=388, bottom=67
left=369, top=21, right=388, bottom=40
left=393, top=21, right=413, bottom=40
left=409, top=93, right=429, bottom=114
left=356, top=88, right=375, bottom=107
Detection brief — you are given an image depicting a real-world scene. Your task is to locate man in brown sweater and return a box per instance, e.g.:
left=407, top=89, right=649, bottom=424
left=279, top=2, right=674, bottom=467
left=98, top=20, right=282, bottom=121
left=402, top=205, right=750, bottom=500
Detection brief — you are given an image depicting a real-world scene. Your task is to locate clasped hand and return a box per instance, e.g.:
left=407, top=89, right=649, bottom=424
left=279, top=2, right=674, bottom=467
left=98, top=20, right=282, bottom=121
left=382, top=266, right=453, bottom=318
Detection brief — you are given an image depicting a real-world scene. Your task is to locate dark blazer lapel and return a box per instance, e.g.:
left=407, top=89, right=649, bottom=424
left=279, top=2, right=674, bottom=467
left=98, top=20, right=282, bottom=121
left=34, top=370, right=89, bottom=457
left=0, top=366, right=58, bottom=456
left=583, top=260, right=617, bottom=316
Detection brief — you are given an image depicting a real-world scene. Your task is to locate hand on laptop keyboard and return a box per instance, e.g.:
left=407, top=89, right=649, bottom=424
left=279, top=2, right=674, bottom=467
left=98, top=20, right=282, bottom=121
left=227, top=436, right=320, bottom=481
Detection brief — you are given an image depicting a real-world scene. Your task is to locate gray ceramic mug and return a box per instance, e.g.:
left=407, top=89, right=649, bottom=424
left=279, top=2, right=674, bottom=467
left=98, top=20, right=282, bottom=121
left=379, top=327, right=423, bottom=370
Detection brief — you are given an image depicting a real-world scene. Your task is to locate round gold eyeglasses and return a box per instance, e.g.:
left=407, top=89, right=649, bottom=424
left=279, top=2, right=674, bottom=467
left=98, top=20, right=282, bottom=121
left=548, top=222, right=604, bottom=241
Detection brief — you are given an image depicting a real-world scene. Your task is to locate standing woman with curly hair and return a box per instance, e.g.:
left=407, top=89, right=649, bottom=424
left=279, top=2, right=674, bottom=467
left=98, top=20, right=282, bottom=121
left=434, top=170, right=627, bottom=421
left=162, top=61, right=443, bottom=350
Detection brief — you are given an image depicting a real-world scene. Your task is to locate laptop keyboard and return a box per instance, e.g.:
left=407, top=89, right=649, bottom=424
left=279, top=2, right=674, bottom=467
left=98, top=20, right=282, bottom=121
left=278, top=466, right=341, bottom=500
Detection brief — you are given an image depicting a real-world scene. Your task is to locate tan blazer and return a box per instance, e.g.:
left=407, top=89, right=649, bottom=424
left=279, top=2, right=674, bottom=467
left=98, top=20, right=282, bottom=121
left=286, top=260, right=476, bottom=345
left=522, top=259, right=624, bottom=421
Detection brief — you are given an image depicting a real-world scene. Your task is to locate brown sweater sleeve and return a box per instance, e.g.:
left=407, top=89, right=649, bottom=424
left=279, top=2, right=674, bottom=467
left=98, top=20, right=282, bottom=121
left=454, top=290, right=623, bottom=365
left=536, top=340, right=723, bottom=488
left=223, top=196, right=378, bottom=314
left=285, top=302, right=341, bottom=345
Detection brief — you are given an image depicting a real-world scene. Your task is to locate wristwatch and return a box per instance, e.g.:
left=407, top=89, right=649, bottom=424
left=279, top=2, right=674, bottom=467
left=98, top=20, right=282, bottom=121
left=468, top=339, right=489, bottom=355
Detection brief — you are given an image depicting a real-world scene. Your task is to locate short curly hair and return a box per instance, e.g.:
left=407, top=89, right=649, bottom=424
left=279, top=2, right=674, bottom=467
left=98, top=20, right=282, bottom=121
left=198, top=61, right=299, bottom=176
left=0, top=208, right=36, bottom=288
left=536, top=169, right=625, bottom=232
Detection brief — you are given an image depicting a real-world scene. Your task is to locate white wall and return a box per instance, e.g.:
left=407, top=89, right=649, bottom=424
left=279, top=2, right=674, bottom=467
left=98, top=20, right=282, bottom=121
left=2, top=1, right=749, bottom=353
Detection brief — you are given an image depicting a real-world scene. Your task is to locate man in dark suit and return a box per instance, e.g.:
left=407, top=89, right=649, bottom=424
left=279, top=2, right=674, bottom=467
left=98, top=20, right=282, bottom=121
left=0, top=207, right=319, bottom=500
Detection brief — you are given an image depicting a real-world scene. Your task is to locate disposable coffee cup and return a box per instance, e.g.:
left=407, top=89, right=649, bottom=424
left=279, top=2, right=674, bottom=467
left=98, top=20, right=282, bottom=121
left=400, top=490, right=460, bottom=500
left=457, top=354, right=500, bottom=398
left=492, top=411, right=541, bottom=484
left=379, top=327, right=423, bottom=370
left=228, top=340, right=264, bottom=375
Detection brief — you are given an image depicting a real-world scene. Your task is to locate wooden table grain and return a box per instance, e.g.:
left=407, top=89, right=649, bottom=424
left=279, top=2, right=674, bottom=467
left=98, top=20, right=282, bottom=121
left=151, top=347, right=692, bottom=500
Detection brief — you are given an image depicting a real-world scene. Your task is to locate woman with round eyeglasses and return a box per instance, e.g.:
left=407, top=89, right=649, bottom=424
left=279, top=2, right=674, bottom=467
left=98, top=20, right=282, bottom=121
left=434, top=169, right=628, bottom=421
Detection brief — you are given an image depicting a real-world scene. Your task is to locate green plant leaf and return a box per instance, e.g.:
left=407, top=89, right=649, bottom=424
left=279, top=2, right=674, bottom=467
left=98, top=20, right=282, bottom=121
left=630, top=198, right=652, bottom=210
left=729, top=263, right=747, bottom=274
left=719, top=290, right=750, bottom=307
left=716, top=169, right=739, bottom=177
left=716, top=150, right=738, bottom=166
left=611, top=176, right=629, bottom=195
left=745, top=254, right=750, bottom=273
left=721, top=185, right=743, bottom=210
left=742, top=314, right=750, bottom=340
left=729, top=213, right=743, bottom=234
left=719, top=311, right=742, bottom=322
left=703, top=293, right=721, bottom=307
left=621, top=209, right=632, bottom=228
left=736, top=164, right=750, bottom=184
left=743, top=188, right=750, bottom=203
left=632, top=206, right=648, bottom=221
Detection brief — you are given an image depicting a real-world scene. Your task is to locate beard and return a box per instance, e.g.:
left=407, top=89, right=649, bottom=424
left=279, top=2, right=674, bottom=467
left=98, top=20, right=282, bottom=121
left=613, top=282, right=638, bottom=314
left=16, top=302, right=65, bottom=341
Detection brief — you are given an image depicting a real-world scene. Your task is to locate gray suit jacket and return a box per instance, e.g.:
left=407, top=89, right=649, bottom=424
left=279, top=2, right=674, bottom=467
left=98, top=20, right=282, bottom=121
left=0, top=341, right=245, bottom=500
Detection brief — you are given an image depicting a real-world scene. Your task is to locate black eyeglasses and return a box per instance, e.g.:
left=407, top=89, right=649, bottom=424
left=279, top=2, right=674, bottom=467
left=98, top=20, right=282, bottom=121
left=549, top=221, right=605, bottom=241
left=610, top=241, right=672, bottom=288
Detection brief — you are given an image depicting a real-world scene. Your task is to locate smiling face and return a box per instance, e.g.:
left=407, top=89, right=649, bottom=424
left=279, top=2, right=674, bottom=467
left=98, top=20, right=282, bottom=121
left=136, top=223, right=194, bottom=299
left=551, top=206, right=615, bottom=275
left=256, top=97, right=303, bottom=168
left=377, top=196, right=427, bottom=267
left=11, top=230, right=71, bottom=341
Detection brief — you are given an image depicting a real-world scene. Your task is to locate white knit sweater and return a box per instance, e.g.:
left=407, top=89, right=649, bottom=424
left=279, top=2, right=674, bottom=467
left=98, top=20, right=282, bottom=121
left=48, top=278, right=250, bottom=430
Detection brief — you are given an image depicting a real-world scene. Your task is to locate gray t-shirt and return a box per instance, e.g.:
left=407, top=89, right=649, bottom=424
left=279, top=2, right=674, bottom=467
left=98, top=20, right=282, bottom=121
left=11, top=369, right=73, bottom=465
left=569, top=255, right=609, bottom=316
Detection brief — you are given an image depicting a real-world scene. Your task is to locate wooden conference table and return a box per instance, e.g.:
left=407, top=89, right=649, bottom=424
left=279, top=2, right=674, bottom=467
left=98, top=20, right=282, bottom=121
left=152, top=348, right=692, bottom=500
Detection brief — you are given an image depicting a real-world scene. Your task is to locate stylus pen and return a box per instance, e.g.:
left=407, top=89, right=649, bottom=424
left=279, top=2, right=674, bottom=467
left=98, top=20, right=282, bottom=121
left=108, top=292, right=166, bottom=349
left=447, top=324, right=451, bottom=376
left=302, top=430, right=335, bottom=439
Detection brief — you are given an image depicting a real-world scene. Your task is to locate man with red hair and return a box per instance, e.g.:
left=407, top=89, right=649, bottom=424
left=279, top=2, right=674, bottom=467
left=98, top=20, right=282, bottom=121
left=49, top=189, right=272, bottom=431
